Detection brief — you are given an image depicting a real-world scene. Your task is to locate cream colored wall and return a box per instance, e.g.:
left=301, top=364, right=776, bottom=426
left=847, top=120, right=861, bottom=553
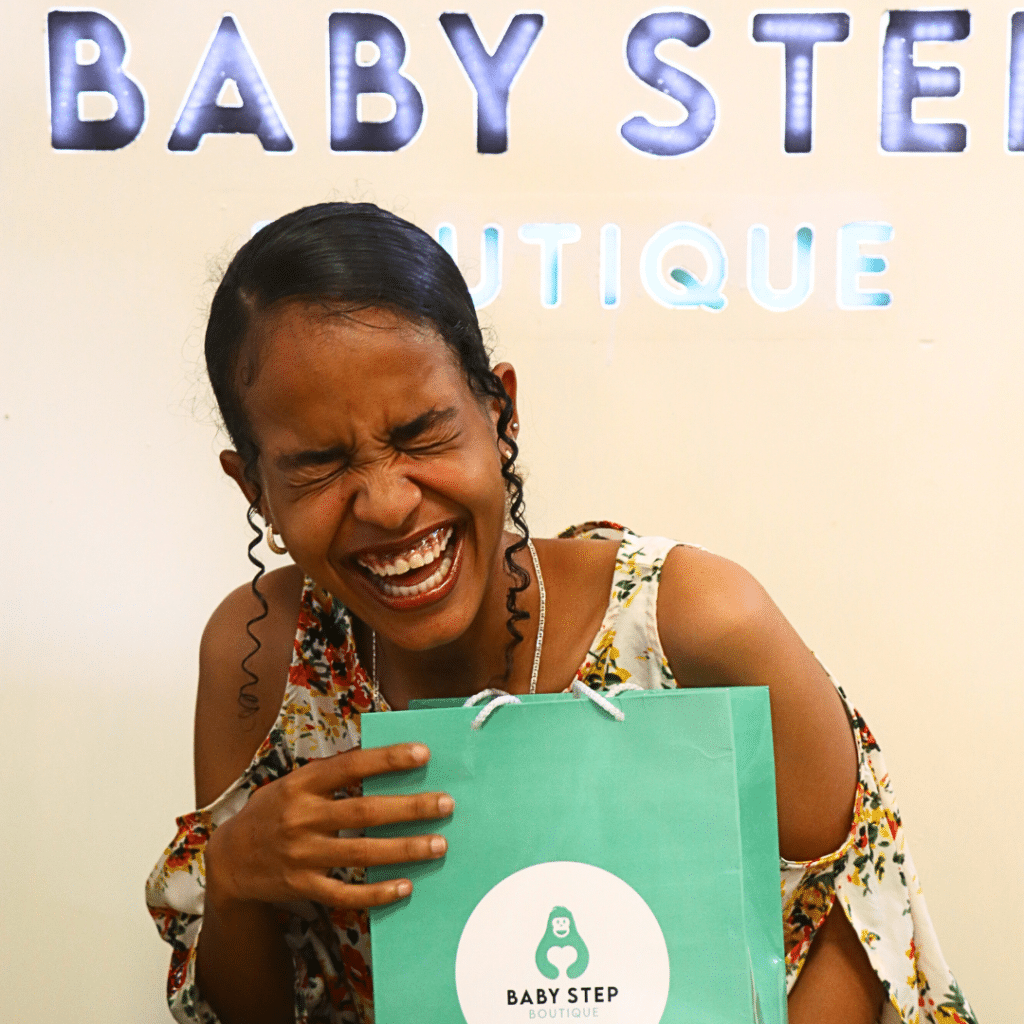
left=2, top=2, right=1018, bottom=1020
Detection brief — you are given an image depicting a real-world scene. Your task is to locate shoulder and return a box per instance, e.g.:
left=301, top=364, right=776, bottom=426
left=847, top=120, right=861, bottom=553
left=656, top=545, right=776, bottom=671
left=194, top=564, right=305, bottom=807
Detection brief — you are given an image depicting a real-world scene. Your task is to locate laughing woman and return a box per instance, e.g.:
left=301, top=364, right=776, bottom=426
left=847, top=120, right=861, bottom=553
left=146, top=203, right=976, bottom=1024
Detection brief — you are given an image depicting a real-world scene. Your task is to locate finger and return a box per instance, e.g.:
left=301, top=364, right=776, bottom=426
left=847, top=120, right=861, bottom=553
left=301, top=743, right=431, bottom=793
left=326, top=792, right=455, bottom=830
left=304, top=832, right=448, bottom=869
left=306, top=873, right=415, bottom=911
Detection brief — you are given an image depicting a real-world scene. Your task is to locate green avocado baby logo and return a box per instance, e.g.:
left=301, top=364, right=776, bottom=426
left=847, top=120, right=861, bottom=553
left=455, top=861, right=670, bottom=1024
left=535, top=906, right=589, bottom=979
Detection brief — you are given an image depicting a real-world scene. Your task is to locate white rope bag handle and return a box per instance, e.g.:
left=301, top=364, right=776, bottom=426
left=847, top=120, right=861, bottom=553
left=463, top=682, right=645, bottom=729
left=570, top=680, right=644, bottom=721
left=463, top=688, right=522, bottom=730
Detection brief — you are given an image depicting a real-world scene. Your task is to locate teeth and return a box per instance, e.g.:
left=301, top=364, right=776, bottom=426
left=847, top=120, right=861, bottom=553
left=380, top=555, right=453, bottom=597
left=358, top=526, right=454, bottom=578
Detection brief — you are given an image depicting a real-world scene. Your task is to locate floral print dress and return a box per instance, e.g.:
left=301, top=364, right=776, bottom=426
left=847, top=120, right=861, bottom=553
left=146, top=524, right=977, bottom=1024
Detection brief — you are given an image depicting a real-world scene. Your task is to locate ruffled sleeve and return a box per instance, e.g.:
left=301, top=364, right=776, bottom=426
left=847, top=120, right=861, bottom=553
left=781, top=684, right=978, bottom=1024
left=145, top=780, right=259, bottom=1023
left=147, top=776, right=374, bottom=1024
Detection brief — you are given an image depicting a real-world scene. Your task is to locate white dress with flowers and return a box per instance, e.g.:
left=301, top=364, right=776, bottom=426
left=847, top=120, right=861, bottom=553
left=146, top=523, right=976, bottom=1024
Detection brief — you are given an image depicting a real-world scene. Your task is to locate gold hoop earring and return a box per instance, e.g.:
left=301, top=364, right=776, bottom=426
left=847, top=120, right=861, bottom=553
left=266, top=525, right=288, bottom=555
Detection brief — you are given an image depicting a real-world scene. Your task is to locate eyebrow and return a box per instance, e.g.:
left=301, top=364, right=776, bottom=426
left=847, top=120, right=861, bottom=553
left=275, top=407, right=458, bottom=471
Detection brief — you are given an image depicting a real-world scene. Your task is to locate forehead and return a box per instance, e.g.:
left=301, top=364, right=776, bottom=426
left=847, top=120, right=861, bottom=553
left=251, top=301, right=456, bottom=376
left=243, top=303, right=474, bottom=440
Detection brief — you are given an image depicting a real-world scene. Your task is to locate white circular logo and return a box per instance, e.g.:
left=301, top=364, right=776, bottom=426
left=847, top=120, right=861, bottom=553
left=455, top=861, right=670, bottom=1024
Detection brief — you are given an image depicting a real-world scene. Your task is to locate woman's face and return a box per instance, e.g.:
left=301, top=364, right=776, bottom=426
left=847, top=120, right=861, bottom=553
left=234, top=302, right=516, bottom=652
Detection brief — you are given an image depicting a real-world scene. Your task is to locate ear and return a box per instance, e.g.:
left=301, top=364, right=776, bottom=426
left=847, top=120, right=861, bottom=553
left=491, top=362, right=518, bottom=434
left=219, top=450, right=263, bottom=513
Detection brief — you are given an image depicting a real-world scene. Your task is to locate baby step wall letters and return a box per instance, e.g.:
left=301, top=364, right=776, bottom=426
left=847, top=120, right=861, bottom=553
left=46, top=8, right=1024, bottom=155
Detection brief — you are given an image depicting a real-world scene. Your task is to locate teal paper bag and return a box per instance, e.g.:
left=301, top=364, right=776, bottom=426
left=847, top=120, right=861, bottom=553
left=363, top=687, right=787, bottom=1024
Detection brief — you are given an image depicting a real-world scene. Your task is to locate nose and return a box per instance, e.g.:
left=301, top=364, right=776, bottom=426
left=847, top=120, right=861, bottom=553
left=350, top=460, right=422, bottom=532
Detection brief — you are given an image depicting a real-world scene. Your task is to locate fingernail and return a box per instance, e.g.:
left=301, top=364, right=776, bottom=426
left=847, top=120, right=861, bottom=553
left=438, top=795, right=455, bottom=815
left=430, top=836, right=446, bottom=856
left=396, top=880, right=412, bottom=898
left=409, top=744, right=429, bottom=763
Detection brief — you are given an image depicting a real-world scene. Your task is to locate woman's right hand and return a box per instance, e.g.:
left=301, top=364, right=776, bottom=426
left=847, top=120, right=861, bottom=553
left=204, top=742, right=452, bottom=913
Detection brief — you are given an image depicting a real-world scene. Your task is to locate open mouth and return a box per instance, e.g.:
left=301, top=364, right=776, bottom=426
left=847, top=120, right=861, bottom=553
left=354, top=525, right=459, bottom=599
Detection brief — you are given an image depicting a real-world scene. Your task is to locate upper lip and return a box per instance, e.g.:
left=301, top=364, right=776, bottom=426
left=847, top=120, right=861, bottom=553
left=346, top=521, right=458, bottom=563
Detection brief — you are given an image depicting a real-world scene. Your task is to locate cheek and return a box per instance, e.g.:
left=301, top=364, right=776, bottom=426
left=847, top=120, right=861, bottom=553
left=270, top=487, right=346, bottom=554
left=422, top=445, right=506, bottom=509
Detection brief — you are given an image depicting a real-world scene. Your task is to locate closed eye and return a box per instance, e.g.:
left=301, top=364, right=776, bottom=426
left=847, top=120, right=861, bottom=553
left=389, top=406, right=458, bottom=448
left=398, top=429, right=460, bottom=456
left=277, top=441, right=351, bottom=477
left=276, top=406, right=460, bottom=484
left=286, top=464, right=347, bottom=490
left=388, top=407, right=462, bottom=457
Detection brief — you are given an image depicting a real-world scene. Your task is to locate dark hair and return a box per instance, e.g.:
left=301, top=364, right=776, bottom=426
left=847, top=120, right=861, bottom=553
left=204, top=202, right=529, bottom=713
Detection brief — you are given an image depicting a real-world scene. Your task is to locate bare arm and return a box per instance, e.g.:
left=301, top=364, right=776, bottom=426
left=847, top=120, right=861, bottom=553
left=788, top=903, right=887, bottom=1023
left=195, top=888, right=295, bottom=1024
left=193, top=567, right=304, bottom=1024
left=193, top=567, right=301, bottom=811
left=657, top=546, right=857, bottom=861
left=657, top=547, right=884, bottom=1017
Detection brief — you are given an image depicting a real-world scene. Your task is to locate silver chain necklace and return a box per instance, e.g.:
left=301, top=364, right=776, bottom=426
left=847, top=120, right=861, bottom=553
left=370, top=537, right=546, bottom=704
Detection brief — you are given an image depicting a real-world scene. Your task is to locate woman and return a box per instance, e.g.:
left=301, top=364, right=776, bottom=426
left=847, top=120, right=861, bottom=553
left=147, top=202, right=976, bottom=1024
